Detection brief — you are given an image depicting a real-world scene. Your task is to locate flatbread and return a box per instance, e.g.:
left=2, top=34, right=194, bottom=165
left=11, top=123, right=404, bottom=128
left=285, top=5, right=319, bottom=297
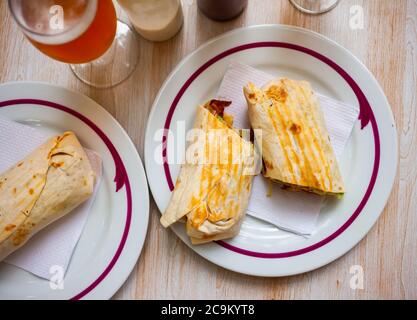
left=244, top=78, right=345, bottom=196
left=0, top=132, right=95, bottom=261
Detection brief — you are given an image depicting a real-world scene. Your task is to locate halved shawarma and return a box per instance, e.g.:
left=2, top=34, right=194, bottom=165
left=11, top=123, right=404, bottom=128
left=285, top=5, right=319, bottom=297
left=160, top=100, right=256, bottom=244
left=243, top=78, right=345, bottom=196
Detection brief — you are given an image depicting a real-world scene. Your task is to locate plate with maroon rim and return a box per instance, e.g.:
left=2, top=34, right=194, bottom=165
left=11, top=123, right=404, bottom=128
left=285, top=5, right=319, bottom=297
left=144, top=25, right=397, bottom=277
left=0, top=82, right=149, bottom=299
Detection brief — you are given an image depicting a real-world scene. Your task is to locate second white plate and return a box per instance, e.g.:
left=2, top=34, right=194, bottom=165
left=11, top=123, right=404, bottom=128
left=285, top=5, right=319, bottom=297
left=145, top=25, right=397, bottom=276
left=0, top=82, right=149, bottom=299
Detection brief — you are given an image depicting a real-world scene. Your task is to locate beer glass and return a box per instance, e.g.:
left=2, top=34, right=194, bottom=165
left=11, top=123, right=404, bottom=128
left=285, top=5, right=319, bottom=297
left=8, top=0, right=140, bottom=88
left=289, top=0, right=340, bottom=14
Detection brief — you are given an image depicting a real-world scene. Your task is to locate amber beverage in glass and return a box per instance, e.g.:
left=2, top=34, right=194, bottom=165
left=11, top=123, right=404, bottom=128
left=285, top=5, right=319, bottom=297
left=9, top=0, right=139, bottom=88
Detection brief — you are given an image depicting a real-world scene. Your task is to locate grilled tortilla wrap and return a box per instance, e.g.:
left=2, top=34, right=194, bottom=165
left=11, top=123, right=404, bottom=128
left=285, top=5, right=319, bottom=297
left=244, top=78, right=344, bottom=196
left=0, top=132, right=95, bottom=261
left=160, top=100, right=255, bottom=244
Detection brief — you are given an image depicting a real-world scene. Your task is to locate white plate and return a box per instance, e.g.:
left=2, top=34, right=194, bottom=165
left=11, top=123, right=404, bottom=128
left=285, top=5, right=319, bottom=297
left=0, top=82, right=149, bottom=299
left=145, top=25, right=397, bottom=276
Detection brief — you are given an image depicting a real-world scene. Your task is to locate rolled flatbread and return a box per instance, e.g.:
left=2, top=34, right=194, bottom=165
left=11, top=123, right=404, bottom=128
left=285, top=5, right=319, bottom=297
left=0, top=132, right=95, bottom=261
left=160, top=100, right=256, bottom=244
left=244, top=78, right=345, bottom=196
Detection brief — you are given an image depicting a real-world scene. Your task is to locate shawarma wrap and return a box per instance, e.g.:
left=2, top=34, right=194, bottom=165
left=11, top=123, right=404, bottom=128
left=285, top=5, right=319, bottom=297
left=244, top=78, right=345, bottom=196
left=0, top=131, right=95, bottom=261
left=160, top=100, right=256, bottom=244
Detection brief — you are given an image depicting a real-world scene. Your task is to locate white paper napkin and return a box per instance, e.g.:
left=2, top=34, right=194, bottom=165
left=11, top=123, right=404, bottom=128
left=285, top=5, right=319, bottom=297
left=216, top=62, right=359, bottom=235
left=0, top=116, right=102, bottom=279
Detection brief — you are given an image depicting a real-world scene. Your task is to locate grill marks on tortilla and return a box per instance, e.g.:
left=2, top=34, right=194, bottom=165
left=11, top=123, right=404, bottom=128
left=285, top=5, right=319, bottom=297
left=280, top=80, right=322, bottom=188
left=264, top=79, right=333, bottom=191
left=266, top=102, right=296, bottom=179
left=161, top=103, right=256, bottom=243
left=192, top=112, right=229, bottom=226
left=298, top=82, right=332, bottom=190
left=187, top=106, right=249, bottom=228
left=266, top=80, right=308, bottom=184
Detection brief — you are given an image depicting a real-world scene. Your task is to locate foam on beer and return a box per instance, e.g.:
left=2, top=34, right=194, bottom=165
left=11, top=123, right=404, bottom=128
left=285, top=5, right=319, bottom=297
left=13, top=0, right=98, bottom=45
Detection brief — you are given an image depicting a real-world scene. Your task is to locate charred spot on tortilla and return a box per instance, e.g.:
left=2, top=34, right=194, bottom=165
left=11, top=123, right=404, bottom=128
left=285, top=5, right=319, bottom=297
left=12, top=226, right=30, bottom=246
left=51, top=161, right=64, bottom=168
left=289, top=123, right=302, bottom=134
left=266, top=84, right=288, bottom=103
left=4, top=224, right=16, bottom=232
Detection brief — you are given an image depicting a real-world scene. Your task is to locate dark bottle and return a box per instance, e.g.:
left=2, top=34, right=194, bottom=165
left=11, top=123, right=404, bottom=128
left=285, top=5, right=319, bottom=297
left=197, top=0, right=248, bottom=21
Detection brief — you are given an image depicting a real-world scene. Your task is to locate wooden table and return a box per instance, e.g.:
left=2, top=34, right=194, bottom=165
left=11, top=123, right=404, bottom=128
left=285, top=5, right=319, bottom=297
left=0, top=0, right=415, bottom=299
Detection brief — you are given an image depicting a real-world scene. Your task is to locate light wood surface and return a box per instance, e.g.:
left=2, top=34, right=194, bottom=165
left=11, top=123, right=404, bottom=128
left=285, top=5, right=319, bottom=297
left=0, top=0, right=415, bottom=299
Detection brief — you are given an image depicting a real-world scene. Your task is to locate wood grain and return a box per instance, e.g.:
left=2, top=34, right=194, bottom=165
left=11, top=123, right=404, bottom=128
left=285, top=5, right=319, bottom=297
left=0, top=0, right=415, bottom=299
